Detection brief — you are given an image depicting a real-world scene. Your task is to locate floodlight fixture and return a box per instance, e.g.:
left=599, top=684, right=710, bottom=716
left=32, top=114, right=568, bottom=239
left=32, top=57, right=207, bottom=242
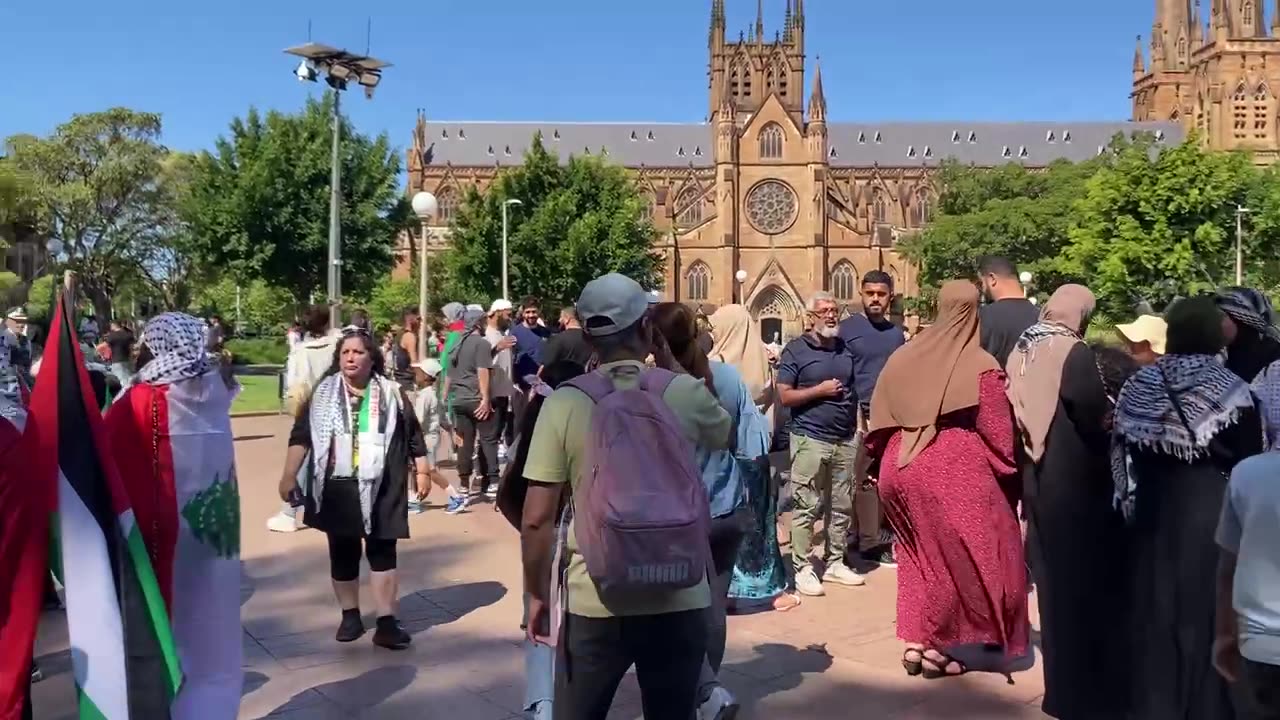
left=295, top=60, right=317, bottom=82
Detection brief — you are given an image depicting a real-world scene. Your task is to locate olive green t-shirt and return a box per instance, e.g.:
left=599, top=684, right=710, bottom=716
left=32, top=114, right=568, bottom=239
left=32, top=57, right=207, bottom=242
left=523, top=360, right=732, bottom=618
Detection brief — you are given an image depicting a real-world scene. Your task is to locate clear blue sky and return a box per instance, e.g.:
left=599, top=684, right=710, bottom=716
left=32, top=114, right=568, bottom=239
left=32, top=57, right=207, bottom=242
left=2, top=0, right=1151, bottom=154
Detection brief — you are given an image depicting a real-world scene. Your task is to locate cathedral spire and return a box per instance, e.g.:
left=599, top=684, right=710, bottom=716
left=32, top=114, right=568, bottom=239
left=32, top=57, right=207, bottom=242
left=784, top=0, right=793, bottom=43
left=756, top=0, right=765, bottom=44
left=1134, top=35, right=1148, bottom=78
left=808, top=62, right=827, bottom=122
left=709, top=0, right=725, bottom=47
left=1193, top=0, right=1205, bottom=43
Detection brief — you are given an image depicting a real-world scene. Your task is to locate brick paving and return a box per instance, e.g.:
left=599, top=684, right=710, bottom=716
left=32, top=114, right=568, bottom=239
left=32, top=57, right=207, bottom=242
left=30, top=415, right=1049, bottom=719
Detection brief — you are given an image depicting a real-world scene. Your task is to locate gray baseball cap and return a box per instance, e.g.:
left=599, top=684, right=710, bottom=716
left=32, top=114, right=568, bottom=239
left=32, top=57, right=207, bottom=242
left=462, top=308, right=487, bottom=328
left=577, top=273, right=650, bottom=337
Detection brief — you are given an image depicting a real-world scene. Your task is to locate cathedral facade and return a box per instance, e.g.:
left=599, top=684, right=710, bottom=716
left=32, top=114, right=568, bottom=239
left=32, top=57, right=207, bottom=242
left=1132, top=0, right=1280, bottom=161
left=406, top=0, right=1179, bottom=340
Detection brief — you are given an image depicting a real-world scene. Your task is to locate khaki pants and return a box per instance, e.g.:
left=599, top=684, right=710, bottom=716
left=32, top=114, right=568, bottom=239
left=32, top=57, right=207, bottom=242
left=789, top=434, right=856, bottom=574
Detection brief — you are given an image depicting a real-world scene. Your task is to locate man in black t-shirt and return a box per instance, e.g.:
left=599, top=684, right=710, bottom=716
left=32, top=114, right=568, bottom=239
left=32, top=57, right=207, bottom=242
left=105, top=321, right=135, bottom=386
left=539, top=305, right=593, bottom=372
left=977, top=256, right=1039, bottom=370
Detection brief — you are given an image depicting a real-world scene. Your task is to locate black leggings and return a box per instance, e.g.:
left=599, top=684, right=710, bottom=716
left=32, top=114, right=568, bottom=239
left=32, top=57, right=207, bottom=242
left=327, top=536, right=398, bottom=581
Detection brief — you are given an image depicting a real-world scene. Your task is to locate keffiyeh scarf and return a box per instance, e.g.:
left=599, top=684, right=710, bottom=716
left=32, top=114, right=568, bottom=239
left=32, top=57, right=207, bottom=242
left=1111, top=354, right=1254, bottom=519
left=308, top=372, right=401, bottom=534
left=1216, top=287, right=1280, bottom=343
left=137, top=312, right=212, bottom=385
left=1252, top=359, right=1280, bottom=449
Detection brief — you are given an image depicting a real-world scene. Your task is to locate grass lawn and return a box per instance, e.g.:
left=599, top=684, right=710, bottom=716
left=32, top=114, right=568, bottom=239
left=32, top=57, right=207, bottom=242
left=232, top=375, right=282, bottom=415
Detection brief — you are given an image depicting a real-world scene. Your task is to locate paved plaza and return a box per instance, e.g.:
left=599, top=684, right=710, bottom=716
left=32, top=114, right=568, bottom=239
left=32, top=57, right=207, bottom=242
left=31, top=415, right=1050, bottom=719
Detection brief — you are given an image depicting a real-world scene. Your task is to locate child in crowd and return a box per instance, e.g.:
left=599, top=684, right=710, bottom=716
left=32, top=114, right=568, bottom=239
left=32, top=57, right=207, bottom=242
left=410, top=359, right=463, bottom=513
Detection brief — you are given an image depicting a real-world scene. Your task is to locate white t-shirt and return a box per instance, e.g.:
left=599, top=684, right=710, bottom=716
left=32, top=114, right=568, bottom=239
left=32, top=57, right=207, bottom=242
left=485, top=326, right=514, bottom=400
left=1216, top=452, right=1280, bottom=665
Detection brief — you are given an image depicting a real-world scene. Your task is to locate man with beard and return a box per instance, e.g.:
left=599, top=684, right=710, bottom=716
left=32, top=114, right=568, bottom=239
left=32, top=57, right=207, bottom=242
left=976, top=256, right=1038, bottom=369
left=777, top=291, right=865, bottom=597
left=485, top=299, right=517, bottom=474
left=838, top=270, right=905, bottom=568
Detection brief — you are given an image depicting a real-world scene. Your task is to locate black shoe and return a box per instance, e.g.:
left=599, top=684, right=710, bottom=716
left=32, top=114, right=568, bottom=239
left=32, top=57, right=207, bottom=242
left=861, top=546, right=897, bottom=568
left=336, top=610, right=365, bottom=642
left=372, top=615, right=411, bottom=650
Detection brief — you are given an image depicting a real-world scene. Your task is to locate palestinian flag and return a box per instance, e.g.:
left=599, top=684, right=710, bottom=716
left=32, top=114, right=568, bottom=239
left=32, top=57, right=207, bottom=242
left=105, top=366, right=243, bottom=719
left=0, top=380, right=45, bottom=720
left=26, top=294, right=181, bottom=719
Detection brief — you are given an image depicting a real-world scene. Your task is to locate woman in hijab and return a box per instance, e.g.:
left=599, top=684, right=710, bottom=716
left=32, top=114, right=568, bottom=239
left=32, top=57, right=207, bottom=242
left=1214, top=286, right=1280, bottom=382
left=1006, top=286, right=1130, bottom=719
left=104, top=313, right=243, bottom=718
left=866, top=280, right=1027, bottom=679
left=707, top=306, right=794, bottom=613
left=277, top=327, right=428, bottom=651
left=1112, top=296, right=1263, bottom=720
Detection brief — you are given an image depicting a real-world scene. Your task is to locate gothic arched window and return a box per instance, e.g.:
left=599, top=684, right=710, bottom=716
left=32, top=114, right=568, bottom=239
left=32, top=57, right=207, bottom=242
left=1254, top=83, right=1273, bottom=140
left=437, top=187, right=459, bottom=223
left=676, top=187, right=706, bottom=228
left=759, top=123, right=784, bottom=160
left=1234, top=82, right=1250, bottom=139
left=910, top=187, right=932, bottom=227
left=872, top=189, right=888, bottom=224
left=730, top=65, right=743, bottom=100
left=830, top=261, right=857, bottom=303
left=686, top=262, right=711, bottom=302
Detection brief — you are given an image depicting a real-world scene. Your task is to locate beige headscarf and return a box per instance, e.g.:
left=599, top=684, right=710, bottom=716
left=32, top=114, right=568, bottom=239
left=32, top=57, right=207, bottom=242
left=869, top=280, right=1000, bottom=469
left=709, top=305, right=771, bottom=406
left=1006, top=284, right=1095, bottom=463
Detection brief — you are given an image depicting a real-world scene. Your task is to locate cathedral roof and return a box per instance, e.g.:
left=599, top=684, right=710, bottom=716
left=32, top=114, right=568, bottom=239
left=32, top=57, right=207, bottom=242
left=418, top=119, right=1183, bottom=169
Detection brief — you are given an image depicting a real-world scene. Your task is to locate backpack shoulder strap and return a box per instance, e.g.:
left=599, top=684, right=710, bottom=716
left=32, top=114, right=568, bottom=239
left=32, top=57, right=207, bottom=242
left=564, top=370, right=616, bottom=404
left=639, top=367, right=679, bottom=397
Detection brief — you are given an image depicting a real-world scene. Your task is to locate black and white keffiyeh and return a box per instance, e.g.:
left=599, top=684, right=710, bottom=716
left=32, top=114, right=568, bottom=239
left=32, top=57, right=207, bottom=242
left=137, top=313, right=212, bottom=385
left=1215, top=287, right=1280, bottom=343
left=1111, top=353, right=1255, bottom=519
left=307, top=372, right=401, bottom=534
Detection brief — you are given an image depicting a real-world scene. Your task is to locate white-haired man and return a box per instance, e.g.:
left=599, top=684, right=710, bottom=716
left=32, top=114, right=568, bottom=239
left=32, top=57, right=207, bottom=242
left=776, top=291, right=865, bottom=597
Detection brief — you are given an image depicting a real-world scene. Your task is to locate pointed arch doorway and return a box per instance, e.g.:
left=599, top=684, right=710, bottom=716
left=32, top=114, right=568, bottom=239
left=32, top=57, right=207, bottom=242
left=749, top=284, right=803, bottom=344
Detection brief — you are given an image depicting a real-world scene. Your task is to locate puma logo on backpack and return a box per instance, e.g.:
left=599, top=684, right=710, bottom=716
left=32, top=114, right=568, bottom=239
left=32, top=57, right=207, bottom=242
left=565, top=367, right=712, bottom=593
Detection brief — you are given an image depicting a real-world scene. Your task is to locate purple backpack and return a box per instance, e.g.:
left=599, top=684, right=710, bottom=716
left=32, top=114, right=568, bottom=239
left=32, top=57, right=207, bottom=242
left=565, top=367, right=711, bottom=592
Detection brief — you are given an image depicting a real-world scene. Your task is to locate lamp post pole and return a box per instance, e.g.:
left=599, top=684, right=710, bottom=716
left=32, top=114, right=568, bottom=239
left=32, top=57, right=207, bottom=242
left=411, top=191, right=439, bottom=360
left=501, top=198, right=523, bottom=301
left=1236, top=204, right=1251, bottom=286
left=327, top=91, right=343, bottom=329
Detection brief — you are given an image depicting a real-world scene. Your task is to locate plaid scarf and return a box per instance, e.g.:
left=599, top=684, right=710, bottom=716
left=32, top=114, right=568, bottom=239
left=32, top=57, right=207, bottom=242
left=1216, top=287, right=1280, bottom=343
left=1111, top=354, right=1254, bottom=519
left=1252, top=359, right=1280, bottom=449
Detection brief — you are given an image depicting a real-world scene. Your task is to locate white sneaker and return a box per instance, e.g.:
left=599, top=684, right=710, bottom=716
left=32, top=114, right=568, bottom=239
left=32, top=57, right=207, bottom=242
left=266, top=512, right=298, bottom=533
left=822, top=563, right=867, bottom=587
left=794, top=568, right=825, bottom=597
left=698, top=686, right=740, bottom=720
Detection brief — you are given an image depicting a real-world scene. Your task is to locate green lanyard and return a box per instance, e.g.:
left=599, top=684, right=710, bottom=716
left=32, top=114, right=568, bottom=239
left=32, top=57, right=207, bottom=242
left=346, top=386, right=371, bottom=465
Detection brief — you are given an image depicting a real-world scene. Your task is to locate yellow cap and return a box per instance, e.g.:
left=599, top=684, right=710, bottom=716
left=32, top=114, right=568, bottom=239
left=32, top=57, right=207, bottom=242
left=1116, top=315, right=1168, bottom=355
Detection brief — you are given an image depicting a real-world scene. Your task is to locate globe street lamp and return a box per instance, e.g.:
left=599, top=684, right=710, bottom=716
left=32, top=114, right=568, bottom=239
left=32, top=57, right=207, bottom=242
left=735, top=269, right=748, bottom=304
left=501, top=199, right=523, bottom=301
left=411, top=191, right=438, bottom=361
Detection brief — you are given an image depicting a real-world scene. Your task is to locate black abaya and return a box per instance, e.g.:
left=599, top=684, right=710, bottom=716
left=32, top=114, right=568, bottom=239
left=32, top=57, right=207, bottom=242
left=1025, top=343, right=1131, bottom=720
left=1125, top=407, right=1263, bottom=720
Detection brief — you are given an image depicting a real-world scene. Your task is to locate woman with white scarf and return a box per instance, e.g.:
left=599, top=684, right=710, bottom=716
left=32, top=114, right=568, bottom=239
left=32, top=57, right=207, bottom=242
left=278, top=327, right=429, bottom=650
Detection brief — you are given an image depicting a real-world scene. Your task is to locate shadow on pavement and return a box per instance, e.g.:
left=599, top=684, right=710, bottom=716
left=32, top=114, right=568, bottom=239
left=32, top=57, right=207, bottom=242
left=266, top=665, right=418, bottom=716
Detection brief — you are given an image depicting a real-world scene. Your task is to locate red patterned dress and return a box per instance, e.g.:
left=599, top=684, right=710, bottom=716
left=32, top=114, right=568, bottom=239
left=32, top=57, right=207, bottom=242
left=869, top=369, right=1029, bottom=658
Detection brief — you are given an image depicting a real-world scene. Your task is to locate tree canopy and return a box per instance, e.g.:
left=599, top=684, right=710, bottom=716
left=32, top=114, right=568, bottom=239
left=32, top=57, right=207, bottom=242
left=902, top=133, right=1280, bottom=317
left=4, top=108, right=184, bottom=322
left=183, top=93, right=405, bottom=305
left=439, top=133, right=663, bottom=308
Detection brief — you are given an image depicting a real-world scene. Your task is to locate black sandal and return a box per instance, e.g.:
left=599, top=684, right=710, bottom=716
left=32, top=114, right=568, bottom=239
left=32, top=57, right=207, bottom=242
left=902, top=648, right=923, bottom=677
left=921, top=651, right=967, bottom=680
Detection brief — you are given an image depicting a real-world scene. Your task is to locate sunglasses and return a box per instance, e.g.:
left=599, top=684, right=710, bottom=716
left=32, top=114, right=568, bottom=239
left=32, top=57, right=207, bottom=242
left=340, top=325, right=371, bottom=338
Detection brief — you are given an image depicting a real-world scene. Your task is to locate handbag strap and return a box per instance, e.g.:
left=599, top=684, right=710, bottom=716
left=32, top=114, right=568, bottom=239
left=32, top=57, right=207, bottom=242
left=1157, top=365, right=1196, bottom=438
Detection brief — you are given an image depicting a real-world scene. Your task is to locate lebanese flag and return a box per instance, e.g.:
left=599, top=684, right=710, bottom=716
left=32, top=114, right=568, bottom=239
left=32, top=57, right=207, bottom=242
left=105, top=369, right=243, bottom=719
left=0, top=387, right=43, bottom=720
left=26, top=294, right=181, bottom=719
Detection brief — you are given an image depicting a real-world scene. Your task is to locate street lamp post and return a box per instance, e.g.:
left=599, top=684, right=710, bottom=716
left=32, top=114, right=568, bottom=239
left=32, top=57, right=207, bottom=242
left=411, top=191, right=438, bottom=361
left=735, top=269, right=748, bottom=304
left=1235, top=205, right=1251, bottom=286
left=285, top=43, right=392, bottom=329
left=501, top=198, right=523, bottom=301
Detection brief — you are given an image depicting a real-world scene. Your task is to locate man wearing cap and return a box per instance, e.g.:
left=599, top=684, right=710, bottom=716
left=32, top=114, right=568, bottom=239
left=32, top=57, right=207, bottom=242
left=445, top=307, right=501, bottom=507
left=487, top=299, right=518, bottom=459
left=4, top=308, right=32, bottom=381
left=520, top=272, right=732, bottom=720
left=1116, top=314, right=1167, bottom=367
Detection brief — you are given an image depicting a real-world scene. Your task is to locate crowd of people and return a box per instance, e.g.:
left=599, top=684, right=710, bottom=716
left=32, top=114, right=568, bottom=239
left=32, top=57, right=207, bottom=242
left=7, top=255, right=1280, bottom=720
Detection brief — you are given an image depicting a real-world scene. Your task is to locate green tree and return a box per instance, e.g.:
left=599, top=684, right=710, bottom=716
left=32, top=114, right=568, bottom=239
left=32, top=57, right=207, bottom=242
left=1064, top=136, right=1260, bottom=314
left=900, top=157, right=1102, bottom=302
left=5, top=109, right=183, bottom=324
left=193, top=277, right=294, bottom=331
left=183, top=93, right=404, bottom=305
left=440, top=133, right=662, bottom=307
